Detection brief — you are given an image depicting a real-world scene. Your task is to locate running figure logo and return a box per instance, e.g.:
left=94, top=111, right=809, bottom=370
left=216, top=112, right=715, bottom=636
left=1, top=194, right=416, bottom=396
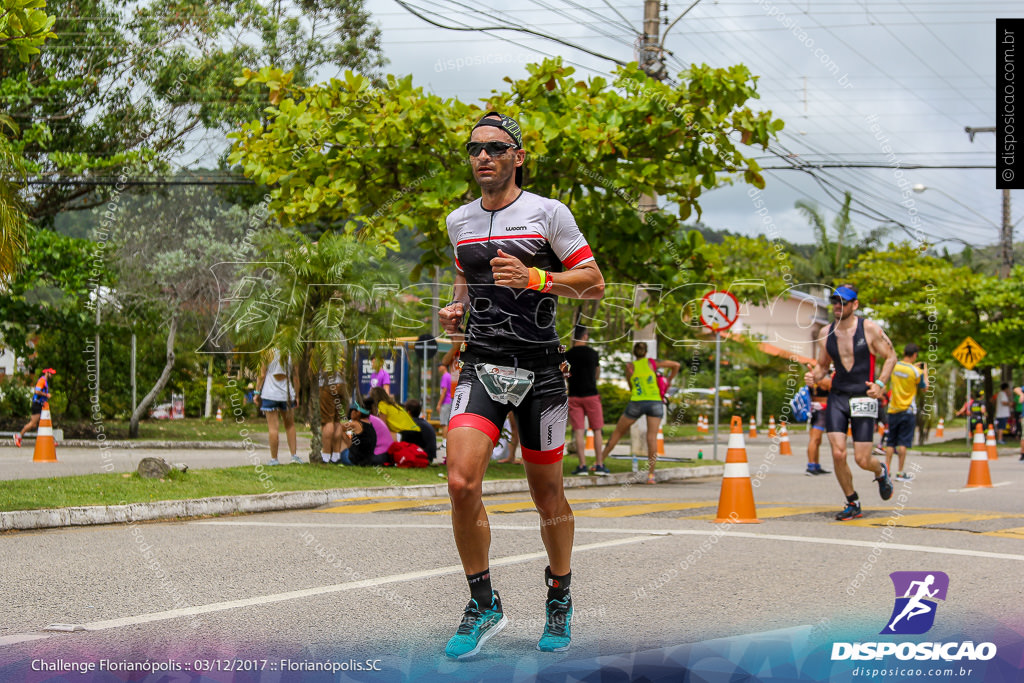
left=881, top=571, right=949, bottom=635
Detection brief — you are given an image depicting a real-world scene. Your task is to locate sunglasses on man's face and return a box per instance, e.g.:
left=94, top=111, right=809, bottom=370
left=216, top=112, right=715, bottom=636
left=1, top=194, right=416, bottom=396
left=465, top=141, right=518, bottom=157
left=829, top=296, right=853, bottom=305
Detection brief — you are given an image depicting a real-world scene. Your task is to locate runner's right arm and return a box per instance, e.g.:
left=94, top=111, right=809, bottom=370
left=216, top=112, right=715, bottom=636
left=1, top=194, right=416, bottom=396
left=439, top=272, right=469, bottom=336
left=805, top=331, right=832, bottom=386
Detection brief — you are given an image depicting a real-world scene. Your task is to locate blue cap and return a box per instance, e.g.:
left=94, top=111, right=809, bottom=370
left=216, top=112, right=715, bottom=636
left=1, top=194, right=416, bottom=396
left=831, top=285, right=858, bottom=303
left=349, top=399, right=370, bottom=416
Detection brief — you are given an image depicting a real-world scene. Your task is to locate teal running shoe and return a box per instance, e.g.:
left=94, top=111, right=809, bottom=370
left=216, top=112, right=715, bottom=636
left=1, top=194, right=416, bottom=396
left=537, top=594, right=573, bottom=652
left=444, top=591, right=506, bottom=660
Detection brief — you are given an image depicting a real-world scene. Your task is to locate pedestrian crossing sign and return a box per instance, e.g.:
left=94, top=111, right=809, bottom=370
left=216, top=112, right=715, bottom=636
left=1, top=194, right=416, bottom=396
left=952, top=336, right=986, bottom=370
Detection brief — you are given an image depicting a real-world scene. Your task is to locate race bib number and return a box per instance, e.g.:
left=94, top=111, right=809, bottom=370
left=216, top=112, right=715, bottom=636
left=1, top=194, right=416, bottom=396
left=476, top=364, right=535, bottom=407
left=850, top=396, right=878, bottom=419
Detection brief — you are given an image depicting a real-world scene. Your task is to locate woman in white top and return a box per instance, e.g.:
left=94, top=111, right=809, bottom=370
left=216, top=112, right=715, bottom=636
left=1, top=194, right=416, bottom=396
left=995, top=382, right=1012, bottom=445
left=255, top=350, right=301, bottom=464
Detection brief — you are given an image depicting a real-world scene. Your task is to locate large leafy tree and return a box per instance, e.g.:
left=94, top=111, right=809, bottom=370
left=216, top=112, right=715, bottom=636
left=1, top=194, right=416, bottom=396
left=104, top=185, right=257, bottom=436
left=0, top=0, right=55, bottom=279
left=1, top=0, right=385, bottom=225
left=229, top=58, right=784, bottom=289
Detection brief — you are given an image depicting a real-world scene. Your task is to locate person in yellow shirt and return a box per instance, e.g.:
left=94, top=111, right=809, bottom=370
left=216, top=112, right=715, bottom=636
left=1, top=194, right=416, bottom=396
left=884, top=344, right=928, bottom=481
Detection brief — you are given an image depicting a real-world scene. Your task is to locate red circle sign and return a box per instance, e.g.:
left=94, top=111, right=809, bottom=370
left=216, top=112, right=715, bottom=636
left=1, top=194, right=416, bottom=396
left=700, top=291, right=740, bottom=332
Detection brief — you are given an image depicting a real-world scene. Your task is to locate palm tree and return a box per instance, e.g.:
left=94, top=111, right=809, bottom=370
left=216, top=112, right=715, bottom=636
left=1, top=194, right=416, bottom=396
left=229, top=229, right=411, bottom=458
left=793, top=191, right=888, bottom=288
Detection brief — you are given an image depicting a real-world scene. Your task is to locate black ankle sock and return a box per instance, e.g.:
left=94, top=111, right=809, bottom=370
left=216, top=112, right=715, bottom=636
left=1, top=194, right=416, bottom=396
left=546, top=566, right=571, bottom=602
left=846, top=492, right=859, bottom=505
left=467, top=569, right=493, bottom=607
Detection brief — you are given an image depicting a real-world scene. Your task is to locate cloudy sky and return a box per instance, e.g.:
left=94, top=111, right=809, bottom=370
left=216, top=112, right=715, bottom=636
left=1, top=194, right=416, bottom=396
left=363, top=0, right=1010, bottom=251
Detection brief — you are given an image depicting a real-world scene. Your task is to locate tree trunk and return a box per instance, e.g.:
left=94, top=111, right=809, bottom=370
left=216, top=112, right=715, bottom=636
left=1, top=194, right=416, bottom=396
left=129, top=315, right=178, bottom=438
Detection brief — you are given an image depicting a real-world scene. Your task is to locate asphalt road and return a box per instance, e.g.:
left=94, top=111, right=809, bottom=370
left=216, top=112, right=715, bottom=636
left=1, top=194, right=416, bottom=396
left=1, top=434, right=1022, bottom=681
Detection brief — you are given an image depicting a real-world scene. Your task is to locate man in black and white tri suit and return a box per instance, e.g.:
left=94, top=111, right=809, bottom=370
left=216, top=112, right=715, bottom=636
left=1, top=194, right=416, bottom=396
left=437, top=112, right=604, bottom=659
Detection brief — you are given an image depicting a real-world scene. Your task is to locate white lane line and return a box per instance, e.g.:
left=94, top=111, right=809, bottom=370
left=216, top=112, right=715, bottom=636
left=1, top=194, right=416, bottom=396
left=195, top=520, right=1024, bottom=562
left=15, top=535, right=662, bottom=637
left=0, top=634, right=50, bottom=645
left=947, top=481, right=1013, bottom=493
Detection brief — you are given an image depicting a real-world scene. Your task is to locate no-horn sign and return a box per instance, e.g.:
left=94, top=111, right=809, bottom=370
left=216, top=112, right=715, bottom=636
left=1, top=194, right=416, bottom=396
left=700, top=290, right=740, bottom=333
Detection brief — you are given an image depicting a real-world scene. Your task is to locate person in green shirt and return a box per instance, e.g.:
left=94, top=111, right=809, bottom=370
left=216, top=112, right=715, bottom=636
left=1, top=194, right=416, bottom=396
left=599, top=342, right=680, bottom=485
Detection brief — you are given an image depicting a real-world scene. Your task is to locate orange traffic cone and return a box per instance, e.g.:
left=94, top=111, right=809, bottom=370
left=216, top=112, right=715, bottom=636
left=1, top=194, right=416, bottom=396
left=986, top=425, right=998, bottom=460
left=847, top=425, right=852, bottom=437
left=966, top=423, right=993, bottom=488
left=656, top=426, right=665, bottom=456
left=877, top=422, right=886, bottom=436
left=216, top=408, right=223, bottom=422
left=935, top=418, right=944, bottom=438
left=585, top=428, right=594, bottom=451
left=768, top=416, right=777, bottom=438
left=697, top=415, right=707, bottom=433
left=778, top=423, right=793, bottom=455
left=748, top=417, right=757, bottom=439
left=715, top=416, right=759, bottom=523
left=32, top=402, right=57, bottom=463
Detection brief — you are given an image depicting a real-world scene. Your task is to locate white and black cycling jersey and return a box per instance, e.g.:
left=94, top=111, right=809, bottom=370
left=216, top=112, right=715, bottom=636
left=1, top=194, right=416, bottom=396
left=446, top=190, right=594, bottom=355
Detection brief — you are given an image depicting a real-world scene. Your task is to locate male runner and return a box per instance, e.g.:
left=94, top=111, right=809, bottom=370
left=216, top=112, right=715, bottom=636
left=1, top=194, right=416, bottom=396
left=804, top=284, right=896, bottom=520
left=437, top=112, right=604, bottom=659
left=884, top=343, right=928, bottom=481
left=805, top=369, right=831, bottom=476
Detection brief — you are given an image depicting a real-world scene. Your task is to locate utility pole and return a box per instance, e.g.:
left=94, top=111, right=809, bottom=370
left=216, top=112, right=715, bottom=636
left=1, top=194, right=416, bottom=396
left=965, top=126, right=1013, bottom=277
left=630, top=1, right=666, bottom=460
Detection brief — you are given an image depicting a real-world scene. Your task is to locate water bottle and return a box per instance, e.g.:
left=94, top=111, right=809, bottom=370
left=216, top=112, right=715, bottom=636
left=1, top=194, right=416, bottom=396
left=631, top=455, right=639, bottom=473
left=698, top=450, right=703, bottom=460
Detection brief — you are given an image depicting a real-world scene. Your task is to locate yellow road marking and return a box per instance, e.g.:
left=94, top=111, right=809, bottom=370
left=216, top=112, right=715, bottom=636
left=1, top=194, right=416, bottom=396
left=752, top=505, right=837, bottom=519
left=321, top=497, right=450, bottom=514
left=840, top=513, right=1015, bottom=528
left=983, top=526, right=1024, bottom=540
left=575, top=501, right=714, bottom=518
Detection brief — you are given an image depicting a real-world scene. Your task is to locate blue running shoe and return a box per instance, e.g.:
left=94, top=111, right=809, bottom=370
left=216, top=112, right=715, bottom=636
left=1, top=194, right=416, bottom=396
left=537, top=594, right=572, bottom=652
left=444, top=592, right=506, bottom=660
left=876, top=463, right=893, bottom=501
left=835, top=501, right=862, bottom=521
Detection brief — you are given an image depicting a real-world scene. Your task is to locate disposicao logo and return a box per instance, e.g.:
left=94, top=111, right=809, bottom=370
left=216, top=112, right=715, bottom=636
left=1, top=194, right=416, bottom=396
left=881, top=571, right=948, bottom=635
left=831, top=571, right=998, bottom=662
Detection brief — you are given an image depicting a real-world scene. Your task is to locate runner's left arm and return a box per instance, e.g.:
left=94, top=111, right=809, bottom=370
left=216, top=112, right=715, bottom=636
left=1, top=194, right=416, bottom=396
left=865, top=320, right=897, bottom=399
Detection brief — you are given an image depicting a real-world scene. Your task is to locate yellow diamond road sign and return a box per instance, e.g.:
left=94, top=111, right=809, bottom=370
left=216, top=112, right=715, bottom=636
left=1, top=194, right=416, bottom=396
left=952, top=337, right=986, bottom=370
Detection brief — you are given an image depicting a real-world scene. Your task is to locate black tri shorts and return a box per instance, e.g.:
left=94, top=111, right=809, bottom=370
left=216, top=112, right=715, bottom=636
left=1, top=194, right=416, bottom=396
left=824, top=392, right=878, bottom=444
left=449, top=348, right=569, bottom=464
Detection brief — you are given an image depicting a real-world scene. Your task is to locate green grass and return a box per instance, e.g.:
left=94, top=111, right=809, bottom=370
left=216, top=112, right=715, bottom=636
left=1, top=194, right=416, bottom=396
left=910, top=436, right=1011, bottom=454
left=598, top=423, right=705, bottom=440
left=92, top=418, right=309, bottom=442
left=0, top=457, right=721, bottom=512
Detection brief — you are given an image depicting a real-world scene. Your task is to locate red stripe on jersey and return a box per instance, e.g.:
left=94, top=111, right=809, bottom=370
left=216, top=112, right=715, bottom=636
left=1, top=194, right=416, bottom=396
left=521, top=444, right=565, bottom=464
left=456, top=234, right=545, bottom=246
left=449, top=413, right=501, bottom=446
left=563, top=245, right=593, bottom=269
left=869, top=353, right=876, bottom=382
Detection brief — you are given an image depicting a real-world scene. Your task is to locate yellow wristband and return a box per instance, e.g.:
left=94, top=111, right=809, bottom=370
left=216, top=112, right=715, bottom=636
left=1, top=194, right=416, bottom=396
left=527, top=267, right=545, bottom=291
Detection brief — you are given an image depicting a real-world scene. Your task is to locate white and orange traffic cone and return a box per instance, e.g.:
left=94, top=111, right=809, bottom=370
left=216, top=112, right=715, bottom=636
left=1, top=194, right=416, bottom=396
left=966, top=423, right=993, bottom=488
left=768, top=415, right=777, bottom=438
left=697, top=415, right=707, bottom=433
left=986, top=424, right=998, bottom=460
left=877, top=422, right=886, bottom=436
left=847, top=425, right=852, bottom=437
left=748, top=417, right=757, bottom=439
left=216, top=408, right=223, bottom=422
left=656, top=426, right=665, bottom=456
left=935, top=418, right=944, bottom=438
left=778, top=423, right=793, bottom=455
left=715, top=416, right=759, bottom=523
left=32, top=402, right=57, bottom=463
left=585, top=428, right=594, bottom=452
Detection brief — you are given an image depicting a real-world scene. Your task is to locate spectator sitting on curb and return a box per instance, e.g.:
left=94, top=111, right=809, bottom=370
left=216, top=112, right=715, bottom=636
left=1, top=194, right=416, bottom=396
left=369, top=387, right=420, bottom=437
left=402, top=399, right=438, bottom=463
left=338, top=401, right=384, bottom=466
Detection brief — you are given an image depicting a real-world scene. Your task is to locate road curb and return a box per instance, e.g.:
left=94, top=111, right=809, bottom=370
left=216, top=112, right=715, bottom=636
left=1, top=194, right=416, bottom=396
left=57, top=440, right=251, bottom=449
left=0, top=465, right=723, bottom=532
